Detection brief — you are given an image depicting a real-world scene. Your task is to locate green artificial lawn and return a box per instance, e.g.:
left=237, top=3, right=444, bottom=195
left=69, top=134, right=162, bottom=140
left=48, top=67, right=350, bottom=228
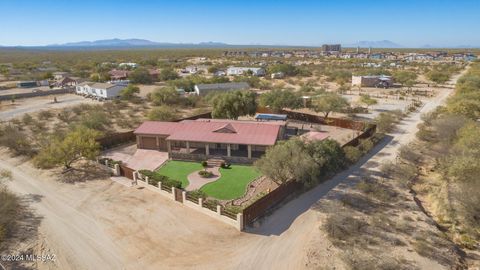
left=156, top=160, right=203, bottom=188
left=200, top=165, right=261, bottom=200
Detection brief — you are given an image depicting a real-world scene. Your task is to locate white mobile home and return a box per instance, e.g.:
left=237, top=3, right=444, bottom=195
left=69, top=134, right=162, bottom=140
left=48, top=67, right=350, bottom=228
left=90, top=83, right=127, bottom=99
left=226, top=67, right=266, bottom=76
left=75, top=82, right=127, bottom=100
left=75, top=82, right=91, bottom=95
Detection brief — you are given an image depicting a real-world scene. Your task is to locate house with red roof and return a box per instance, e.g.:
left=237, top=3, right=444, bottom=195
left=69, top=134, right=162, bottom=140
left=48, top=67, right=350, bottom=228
left=134, top=119, right=286, bottom=163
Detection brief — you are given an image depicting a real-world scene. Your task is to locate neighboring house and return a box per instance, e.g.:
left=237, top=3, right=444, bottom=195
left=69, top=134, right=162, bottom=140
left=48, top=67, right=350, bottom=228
left=109, top=69, right=129, bottom=80
left=226, top=67, right=266, bottom=76
left=38, top=80, right=50, bottom=86
left=53, top=71, right=69, bottom=80
left=134, top=119, right=286, bottom=162
left=75, top=82, right=127, bottom=99
left=352, top=75, right=393, bottom=88
left=89, top=83, right=127, bottom=99
left=194, top=82, right=250, bottom=96
left=75, top=82, right=91, bottom=95
left=55, top=77, right=77, bottom=88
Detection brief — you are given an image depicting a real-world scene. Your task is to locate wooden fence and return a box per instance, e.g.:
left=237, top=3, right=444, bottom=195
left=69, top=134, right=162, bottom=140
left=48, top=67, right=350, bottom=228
left=242, top=180, right=303, bottom=226
left=256, top=107, right=366, bottom=131
left=97, top=131, right=136, bottom=149
left=342, top=124, right=377, bottom=148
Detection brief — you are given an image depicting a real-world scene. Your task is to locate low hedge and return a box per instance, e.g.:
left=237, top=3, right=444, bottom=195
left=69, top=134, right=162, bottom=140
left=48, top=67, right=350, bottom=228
left=138, top=169, right=182, bottom=189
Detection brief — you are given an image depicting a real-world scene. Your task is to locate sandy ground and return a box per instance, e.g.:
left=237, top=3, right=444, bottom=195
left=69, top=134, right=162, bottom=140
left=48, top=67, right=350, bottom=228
left=0, top=69, right=469, bottom=270
left=0, top=94, right=97, bottom=120
left=0, top=86, right=52, bottom=96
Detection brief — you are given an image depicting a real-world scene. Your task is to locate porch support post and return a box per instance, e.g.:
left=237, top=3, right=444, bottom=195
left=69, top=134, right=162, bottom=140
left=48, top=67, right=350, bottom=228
left=247, top=144, right=252, bottom=159
left=186, top=141, right=190, bottom=154
left=227, top=144, right=231, bottom=157
left=167, top=141, right=172, bottom=154
left=205, top=143, right=210, bottom=156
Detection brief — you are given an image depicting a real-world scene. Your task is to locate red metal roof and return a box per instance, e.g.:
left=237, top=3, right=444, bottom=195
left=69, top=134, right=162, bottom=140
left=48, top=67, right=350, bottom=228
left=134, top=120, right=282, bottom=146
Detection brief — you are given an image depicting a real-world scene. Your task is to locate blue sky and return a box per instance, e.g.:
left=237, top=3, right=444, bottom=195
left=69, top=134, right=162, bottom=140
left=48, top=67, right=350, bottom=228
left=0, top=0, right=479, bottom=47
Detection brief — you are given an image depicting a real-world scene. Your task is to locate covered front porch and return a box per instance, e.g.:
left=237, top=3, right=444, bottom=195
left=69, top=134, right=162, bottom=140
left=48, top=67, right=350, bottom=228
left=168, top=141, right=266, bottom=160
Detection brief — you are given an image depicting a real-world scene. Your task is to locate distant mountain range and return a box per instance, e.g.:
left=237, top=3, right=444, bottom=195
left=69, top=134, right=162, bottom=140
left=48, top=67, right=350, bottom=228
left=0, top=38, right=478, bottom=49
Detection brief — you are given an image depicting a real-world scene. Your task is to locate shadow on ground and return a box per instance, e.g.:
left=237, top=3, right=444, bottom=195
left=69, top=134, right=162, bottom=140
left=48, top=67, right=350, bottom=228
left=245, top=135, right=394, bottom=236
left=0, top=193, right=44, bottom=270
left=58, top=163, right=111, bottom=183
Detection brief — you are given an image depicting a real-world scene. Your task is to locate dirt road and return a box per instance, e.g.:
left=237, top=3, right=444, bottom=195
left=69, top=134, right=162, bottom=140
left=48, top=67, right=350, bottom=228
left=0, top=70, right=465, bottom=270
left=0, top=94, right=95, bottom=120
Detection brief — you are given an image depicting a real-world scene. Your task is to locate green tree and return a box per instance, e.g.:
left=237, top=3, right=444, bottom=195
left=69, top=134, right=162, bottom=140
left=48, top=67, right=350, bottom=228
left=150, top=86, right=179, bottom=105
left=210, top=91, right=257, bottom=119
left=306, top=139, right=346, bottom=175
left=147, top=106, right=178, bottom=121
left=158, top=68, right=179, bottom=81
left=255, top=139, right=318, bottom=185
left=34, top=127, right=101, bottom=169
left=313, top=93, right=349, bottom=119
left=129, top=68, right=153, bottom=84
left=259, top=89, right=303, bottom=112
left=120, top=84, right=140, bottom=100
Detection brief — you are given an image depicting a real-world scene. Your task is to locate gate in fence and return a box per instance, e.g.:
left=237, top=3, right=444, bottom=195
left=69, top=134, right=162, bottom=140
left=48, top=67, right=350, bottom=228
left=119, top=165, right=135, bottom=180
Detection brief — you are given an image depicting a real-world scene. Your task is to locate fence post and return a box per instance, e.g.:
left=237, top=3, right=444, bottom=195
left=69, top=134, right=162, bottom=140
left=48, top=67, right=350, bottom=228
left=199, top=198, right=203, bottom=207
left=237, top=213, right=244, bottom=231
left=158, top=181, right=162, bottom=190
left=182, top=191, right=187, bottom=203
left=114, top=164, right=120, bottom=176
left=145, top=176, right=149, bottom=185
left=171, top=187, right=176, bottom=200
left=216, top=205, right=222, bottom=215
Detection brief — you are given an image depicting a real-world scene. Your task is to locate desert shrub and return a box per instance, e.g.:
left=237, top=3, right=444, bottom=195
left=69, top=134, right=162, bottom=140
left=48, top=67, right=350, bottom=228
left=0, top=125, right=35, bottom=156
left=0, top=188, right=21, bottom=244
left=343, top=146, right=362, bottom=164
left=37, top=110, right=53, bottom=120
left=358, top=138, right=374, bottom=154
left=324, top=210, right=367, bottom=246
left=57, top=108, right=74, bottom=123
left=22, top=113, right=34, bottom=125
left=375, top=112, right=396, bottom=133
left=398, top=145, right=421, bottom=164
